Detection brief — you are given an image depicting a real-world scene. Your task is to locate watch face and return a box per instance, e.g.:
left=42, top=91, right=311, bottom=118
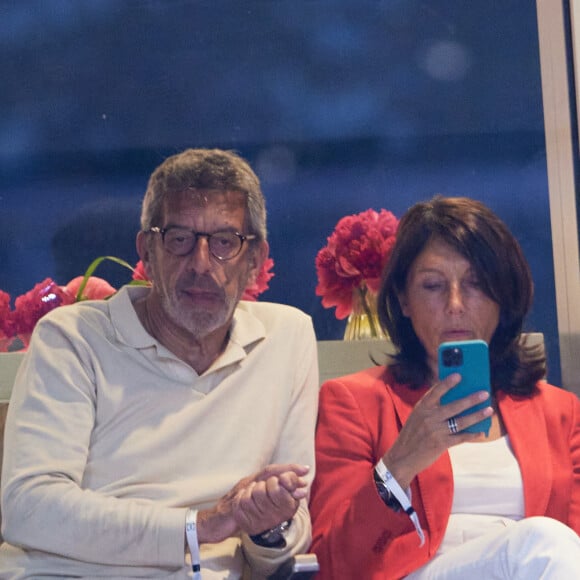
left=250, top=520, right=291, bottom=548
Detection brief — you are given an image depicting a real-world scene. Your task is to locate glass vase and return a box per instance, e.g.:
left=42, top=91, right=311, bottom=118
left=343, top=285, right=387, bottom=341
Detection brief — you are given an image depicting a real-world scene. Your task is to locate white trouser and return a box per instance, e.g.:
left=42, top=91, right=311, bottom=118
left=405, top=516, right=580, bottom=579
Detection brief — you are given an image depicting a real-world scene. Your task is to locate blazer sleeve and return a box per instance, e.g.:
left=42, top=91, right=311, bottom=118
left=309, top=376, right=426, bottom=580
left=568, top=390, right=580, bottom=533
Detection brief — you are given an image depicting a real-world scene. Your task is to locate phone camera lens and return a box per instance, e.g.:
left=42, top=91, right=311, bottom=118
left=443, top=347, right=463, bottom=367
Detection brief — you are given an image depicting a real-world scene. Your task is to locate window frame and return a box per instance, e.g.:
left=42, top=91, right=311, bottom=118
left=537, top=0, right=580, bottom=395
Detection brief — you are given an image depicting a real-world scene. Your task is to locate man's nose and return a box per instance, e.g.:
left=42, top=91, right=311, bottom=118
left=187, top=235, right=213, bottom=273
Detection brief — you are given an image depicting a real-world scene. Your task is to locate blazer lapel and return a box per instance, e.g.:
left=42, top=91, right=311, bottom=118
left=499, top=392, right=552, bottom=517
left=389, top=382, right=424, bottom=423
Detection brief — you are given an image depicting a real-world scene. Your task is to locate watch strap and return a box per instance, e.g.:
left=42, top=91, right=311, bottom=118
left=374, top=460, right=425, bottom=546
left=250, top=519, right=291, bottom=548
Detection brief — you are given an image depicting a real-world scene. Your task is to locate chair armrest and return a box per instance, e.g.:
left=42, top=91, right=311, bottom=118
left=268, top=553, right=319, bottom=580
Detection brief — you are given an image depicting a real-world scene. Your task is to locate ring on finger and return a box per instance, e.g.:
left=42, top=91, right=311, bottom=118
left=447, top=417, right=459, bottom=435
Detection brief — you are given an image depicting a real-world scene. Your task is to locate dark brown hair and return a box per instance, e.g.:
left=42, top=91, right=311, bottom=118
left=378, top=195, right=545, bottom=395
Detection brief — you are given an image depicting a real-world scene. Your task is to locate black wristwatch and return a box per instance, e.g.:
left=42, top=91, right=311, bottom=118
left=373, top=468, right=402, bottom=512
left=250, top=519, right=291, bottom=548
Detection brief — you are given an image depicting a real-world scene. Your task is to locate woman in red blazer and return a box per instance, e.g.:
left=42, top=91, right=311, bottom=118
left=310, top=196, right=580, bottom=579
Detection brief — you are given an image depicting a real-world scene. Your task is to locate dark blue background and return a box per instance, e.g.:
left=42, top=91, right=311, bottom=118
left=0, top=1, right=560, bottom=383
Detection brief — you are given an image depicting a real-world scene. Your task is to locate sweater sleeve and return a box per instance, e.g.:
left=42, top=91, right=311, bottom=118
left=1, top=318, right=187, bottom=569
left=309, top=377, right=424, bottom=580
left=242, top=313, right=319, bottom=578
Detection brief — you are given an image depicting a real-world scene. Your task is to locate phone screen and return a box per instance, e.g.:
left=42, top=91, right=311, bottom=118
left=438, top=339, right=491, bottom=435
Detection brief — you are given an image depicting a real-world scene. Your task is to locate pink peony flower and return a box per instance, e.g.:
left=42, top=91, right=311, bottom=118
left=315, top=209, right=399, bottom=319
left=242, top=257, right=275, bottom=301
left=64, top=276, right=117, bottom=301
left=13, top=278, right=75, bottom=336
left=0, top=290, right=16, bottom=341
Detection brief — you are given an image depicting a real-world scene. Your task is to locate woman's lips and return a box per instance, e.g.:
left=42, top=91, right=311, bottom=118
left=441, top=330, right=473, bottom=341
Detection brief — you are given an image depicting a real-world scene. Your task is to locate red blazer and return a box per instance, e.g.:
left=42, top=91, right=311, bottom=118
left=309, top=366, right=580, bottom=580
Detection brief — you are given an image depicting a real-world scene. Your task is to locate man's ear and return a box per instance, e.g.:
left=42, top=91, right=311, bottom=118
left=247, top=240, right=269, bottom=282
left=136, top=231, right=154, bottom=280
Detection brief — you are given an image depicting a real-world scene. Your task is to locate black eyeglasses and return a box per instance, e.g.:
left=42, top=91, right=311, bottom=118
left=148, top=226, right=256, bottom=261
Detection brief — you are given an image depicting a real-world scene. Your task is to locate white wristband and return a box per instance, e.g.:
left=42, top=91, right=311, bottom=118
left=375, top=459, right=425, bottom=546
left=185, top=508, right=202, bottom=579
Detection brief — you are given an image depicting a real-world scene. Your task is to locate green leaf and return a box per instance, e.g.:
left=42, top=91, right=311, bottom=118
left=75, top=256, right=137, bottom=302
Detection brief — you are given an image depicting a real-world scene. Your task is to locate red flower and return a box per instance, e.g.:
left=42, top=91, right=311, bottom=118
left=132, top=260, right=149, bottom=281
left=13, top=278, right=75, bottom=336
left=0, top=290, right=16, bottom=341
left=64, top=276, right=117, bottom=301
left=315, top=209, right=399, bottom=319
left=242, top=257, right=275, bottom=301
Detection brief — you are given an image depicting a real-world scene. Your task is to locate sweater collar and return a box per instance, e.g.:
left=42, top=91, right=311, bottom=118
left=108, top=285, right=266, bottom=371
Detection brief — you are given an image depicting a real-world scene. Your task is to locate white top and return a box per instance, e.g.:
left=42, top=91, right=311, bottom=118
left=437, top=435, right=525, bottom=555
left=0, top=285, right=319, bottom=579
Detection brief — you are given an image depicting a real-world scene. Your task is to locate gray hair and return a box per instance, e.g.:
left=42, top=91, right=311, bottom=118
left=140, top=148, right=267, bottom=240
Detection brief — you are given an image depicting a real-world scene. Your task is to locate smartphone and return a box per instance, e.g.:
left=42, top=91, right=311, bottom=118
left=438, top=339, right=491, bottom=436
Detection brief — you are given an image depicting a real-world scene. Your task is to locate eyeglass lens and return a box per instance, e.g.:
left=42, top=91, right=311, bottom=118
left=163, top=228, right=243, bottom=259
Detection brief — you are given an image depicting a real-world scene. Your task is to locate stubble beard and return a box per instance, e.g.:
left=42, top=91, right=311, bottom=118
left=160, top=286, right=237, bottom=339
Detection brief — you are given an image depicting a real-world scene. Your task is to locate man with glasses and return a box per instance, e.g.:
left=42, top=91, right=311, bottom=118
left=0, top=149, right=319, bottom=579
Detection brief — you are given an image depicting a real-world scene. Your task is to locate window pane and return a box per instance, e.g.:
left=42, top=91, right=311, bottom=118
left=0, top=1, right=560, bottom=383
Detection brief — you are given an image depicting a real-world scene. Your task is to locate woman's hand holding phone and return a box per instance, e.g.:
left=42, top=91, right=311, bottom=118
left=383, top=371, right=492, bottom=489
